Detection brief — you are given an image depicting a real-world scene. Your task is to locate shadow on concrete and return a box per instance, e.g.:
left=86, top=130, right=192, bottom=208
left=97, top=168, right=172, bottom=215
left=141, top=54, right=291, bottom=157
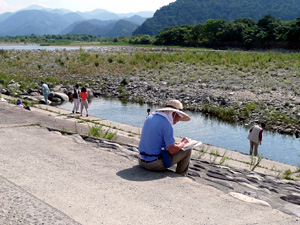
left=116, top=165, right=179, bottom=182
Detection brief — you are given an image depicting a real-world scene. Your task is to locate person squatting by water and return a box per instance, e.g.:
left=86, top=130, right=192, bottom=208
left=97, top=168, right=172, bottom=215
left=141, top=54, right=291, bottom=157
left=16, top=99, right=31, bottom=111
left=248, top=122, right=266, bottom=156
left=80, top=87, right=89, bottom=117
left=138, top=99, right=192, bottom=175
left=40, top=81, right=50, bottom=105
left=72, top=84, right=81, bottom=114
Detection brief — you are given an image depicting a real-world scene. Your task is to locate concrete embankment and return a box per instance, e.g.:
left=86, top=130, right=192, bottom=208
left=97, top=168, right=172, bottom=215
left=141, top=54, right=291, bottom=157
left=0, top=99, right=300, bottom=224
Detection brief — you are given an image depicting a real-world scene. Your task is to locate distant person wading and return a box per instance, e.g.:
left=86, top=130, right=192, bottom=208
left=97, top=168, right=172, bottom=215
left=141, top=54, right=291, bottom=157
left=248, top=122, right=266, bottom=156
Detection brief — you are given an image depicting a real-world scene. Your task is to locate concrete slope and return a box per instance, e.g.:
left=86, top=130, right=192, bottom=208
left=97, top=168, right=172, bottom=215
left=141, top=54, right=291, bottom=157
left=0, top=101, right=299, bottom=224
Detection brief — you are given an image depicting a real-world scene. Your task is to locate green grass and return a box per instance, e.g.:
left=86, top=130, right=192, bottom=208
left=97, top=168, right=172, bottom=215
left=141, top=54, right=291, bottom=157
left=219, top=151, right=228, bottom=165
left=87, top=124, right=116, bottom=140
left=202, top=104, right=237, bottom=122
left=6, top=97, right=34, bottom=106
left=282, top=169, right=294, bottom=180
left=249, top=153, right=263, bottom=171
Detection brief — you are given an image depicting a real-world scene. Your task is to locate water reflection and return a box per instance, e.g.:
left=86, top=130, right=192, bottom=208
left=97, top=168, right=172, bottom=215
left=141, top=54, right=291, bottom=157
left=58, top=97, right=300, bottom=166
left=0, top=45, right=81, bottom=51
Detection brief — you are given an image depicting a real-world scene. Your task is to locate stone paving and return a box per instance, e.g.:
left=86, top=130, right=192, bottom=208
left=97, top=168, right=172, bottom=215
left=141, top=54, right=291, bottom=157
left=0, top=176, right=80, bottom=225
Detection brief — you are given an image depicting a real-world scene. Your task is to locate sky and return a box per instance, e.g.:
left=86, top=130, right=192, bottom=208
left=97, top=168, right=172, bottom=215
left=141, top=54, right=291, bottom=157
left=0, top=0, right=176, bottom=14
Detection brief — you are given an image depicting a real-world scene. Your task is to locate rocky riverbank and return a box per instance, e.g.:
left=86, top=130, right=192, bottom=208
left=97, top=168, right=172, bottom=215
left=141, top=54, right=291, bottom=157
left=0, top=46, right=299, bottom=136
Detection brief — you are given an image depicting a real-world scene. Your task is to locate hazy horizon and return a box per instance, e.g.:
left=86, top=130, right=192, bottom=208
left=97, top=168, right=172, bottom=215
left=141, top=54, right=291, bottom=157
left=0, top=0, right=176, bottom=14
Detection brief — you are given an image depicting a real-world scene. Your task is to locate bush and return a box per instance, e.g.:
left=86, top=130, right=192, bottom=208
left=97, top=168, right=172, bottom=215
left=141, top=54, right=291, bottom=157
left=87, top=124, right=116, bottom=140
left=108, top=57, right=113, bottom=63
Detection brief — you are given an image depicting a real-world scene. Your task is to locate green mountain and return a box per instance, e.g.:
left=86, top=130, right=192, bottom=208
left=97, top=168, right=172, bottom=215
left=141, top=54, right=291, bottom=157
left=66, top=18, right=140, bottom=37
left=125, top=15, right=147, bottom=25
left=105, top=20, right=139, bottom=37
left=61, top=20, right=112, bottom=35
left=0, top=12, right=13, bottom=23
left=0, top=10, right=84, bottom=36
left=67, top=20, right=115, bottom=36
left=133, top=0, right=300, bottom=36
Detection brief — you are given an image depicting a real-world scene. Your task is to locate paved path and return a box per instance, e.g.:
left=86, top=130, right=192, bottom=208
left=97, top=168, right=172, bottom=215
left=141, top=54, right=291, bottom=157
left=0, top=101, right=299, bottom=224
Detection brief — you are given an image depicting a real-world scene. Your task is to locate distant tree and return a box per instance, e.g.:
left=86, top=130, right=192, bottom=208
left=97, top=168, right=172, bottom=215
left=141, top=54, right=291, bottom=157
left=154, top=25, right=193, bottom=46
left=256, top=15, right=283, bottom=45
left=202, top=19, right=232, bottom=45
left=285, top=17, right=300, bottom=43
left=191, top=23, right=205, bottom=46
left=233, top=18, right=256, bottom=27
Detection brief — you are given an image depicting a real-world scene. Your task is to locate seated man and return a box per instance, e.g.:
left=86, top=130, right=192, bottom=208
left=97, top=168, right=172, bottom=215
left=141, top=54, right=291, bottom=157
left=138, top=99, right=192, bottom=175
left=16, top=99, right=31, bottom=111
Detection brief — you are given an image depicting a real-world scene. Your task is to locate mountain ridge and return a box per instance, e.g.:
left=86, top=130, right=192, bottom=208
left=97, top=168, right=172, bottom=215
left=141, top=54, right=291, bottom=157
left=133, top=0, right=300, bottom=36
left=0, top=5, right=153, bottom=37
left=63, top=16, right=143, bottom=37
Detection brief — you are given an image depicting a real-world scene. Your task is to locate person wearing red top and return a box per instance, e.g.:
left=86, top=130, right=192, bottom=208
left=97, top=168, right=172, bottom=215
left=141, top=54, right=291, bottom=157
left=80, top=87, right=89, bottom=117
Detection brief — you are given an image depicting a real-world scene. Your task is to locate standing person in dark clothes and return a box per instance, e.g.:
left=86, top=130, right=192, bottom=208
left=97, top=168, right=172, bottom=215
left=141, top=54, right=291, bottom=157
left=72, top=84, right=80, bottom=114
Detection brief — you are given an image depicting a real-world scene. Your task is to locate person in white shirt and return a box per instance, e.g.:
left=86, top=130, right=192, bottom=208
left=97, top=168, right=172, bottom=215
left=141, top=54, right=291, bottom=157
left=40, top=81, right=50, bottom=105
left=247, top=122, right=266, bottom=156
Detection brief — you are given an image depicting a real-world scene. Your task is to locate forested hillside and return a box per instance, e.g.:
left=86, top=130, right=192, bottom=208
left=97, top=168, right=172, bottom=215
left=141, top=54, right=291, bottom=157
left=105, top=20, right=139, bottom=37
left=134, top=0, right=300, bottom=36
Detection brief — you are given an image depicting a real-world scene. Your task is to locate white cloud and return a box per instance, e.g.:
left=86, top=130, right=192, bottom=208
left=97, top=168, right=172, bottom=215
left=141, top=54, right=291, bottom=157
left=31, top=1, right=50, bottom=8
left=0, top=0, right=9, bottom=11
left=0, top=0, right=22, bottom=14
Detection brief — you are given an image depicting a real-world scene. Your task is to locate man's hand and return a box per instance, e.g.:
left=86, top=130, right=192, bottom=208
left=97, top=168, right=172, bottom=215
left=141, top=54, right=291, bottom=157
left=181, top=137, right=190, bottom=144
left=168, top=137, right=190, bottom=154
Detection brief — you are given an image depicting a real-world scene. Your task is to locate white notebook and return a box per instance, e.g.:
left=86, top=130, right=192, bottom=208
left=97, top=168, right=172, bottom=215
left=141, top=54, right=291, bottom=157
left=182, top=140, right=202, bottom=151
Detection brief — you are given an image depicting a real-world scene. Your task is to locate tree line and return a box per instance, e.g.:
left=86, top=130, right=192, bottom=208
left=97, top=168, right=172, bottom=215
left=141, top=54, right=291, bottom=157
left=0, top=34, right=102, bottom=45
left=153, top=15, right=300, bottom=49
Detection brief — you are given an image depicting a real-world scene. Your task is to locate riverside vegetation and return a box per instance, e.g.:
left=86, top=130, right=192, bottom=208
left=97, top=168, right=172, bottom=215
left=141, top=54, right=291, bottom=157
left=0, top=47, right=299, bottom=136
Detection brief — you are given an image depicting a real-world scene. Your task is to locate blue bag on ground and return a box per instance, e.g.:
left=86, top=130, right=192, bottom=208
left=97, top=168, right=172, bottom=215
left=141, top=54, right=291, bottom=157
left=161, top=148, right=172, bottom=168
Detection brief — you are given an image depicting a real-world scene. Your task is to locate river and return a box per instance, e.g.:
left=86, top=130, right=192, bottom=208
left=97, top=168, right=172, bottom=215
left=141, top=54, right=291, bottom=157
left=58, top=97, right=300, bottom=166
left=0, top=45, right=95, bottom=50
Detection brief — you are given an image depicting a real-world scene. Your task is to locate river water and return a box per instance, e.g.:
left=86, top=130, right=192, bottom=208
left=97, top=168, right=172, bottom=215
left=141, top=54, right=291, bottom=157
left=0, top=45, right=83, bottom=51
left=59, top=97, right=300, bottom=166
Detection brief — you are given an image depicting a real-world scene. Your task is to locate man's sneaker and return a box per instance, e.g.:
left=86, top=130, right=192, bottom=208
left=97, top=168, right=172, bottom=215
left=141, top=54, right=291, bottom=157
left=72, top=111, right=74, bottom=114
left=76, top=111, right=80, bottom=114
